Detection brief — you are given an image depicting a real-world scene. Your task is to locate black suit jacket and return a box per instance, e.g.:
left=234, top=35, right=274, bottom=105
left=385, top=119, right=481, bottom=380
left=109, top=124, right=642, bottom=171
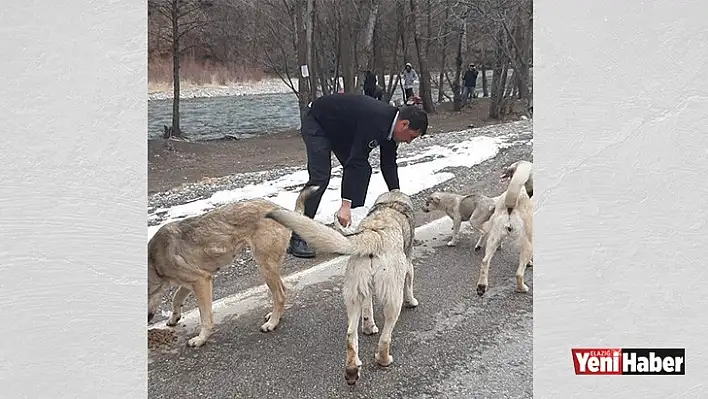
left=308, top=93, right=400, bottom=207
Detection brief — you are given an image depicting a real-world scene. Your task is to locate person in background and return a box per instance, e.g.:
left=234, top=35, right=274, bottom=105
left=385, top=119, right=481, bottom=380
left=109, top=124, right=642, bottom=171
left=363, top=70, right=378, bottom=98
left=287, top=93, right=429, bottom=258
left=461, top=63, right=479, bottom=105
left=401, top=63, right=418, bottom=102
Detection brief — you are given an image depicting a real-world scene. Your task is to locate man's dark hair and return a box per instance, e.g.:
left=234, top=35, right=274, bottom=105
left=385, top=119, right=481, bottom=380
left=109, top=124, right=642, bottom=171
left=398, top=105, right=429, bottom=136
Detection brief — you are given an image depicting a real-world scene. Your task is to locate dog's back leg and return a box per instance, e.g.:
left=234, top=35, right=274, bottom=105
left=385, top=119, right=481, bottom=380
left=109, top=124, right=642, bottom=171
left=373, top=257, right=406, bottom=368
left=343, top=260, right=370, bottom=385
left=167, top=286, right=192, bottom=326
left=252, top=244, right=288, bottom=333
left=343, top=292, right=364, bottom=385
left=476, top=228, right=502, bottom=296
left=515, top=237, right=532, bottom=293
left=362, top=295, right=379, bottom=335
left=403, top=260, right=419, bottom=308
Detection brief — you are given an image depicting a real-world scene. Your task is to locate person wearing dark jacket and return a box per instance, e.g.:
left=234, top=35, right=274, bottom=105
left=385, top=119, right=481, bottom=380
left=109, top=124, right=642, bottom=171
left=461, top=63, right=479, bottom=105
left=288, top=93, right=429, bottom=258
left=363, top=70, right=377, bottom=98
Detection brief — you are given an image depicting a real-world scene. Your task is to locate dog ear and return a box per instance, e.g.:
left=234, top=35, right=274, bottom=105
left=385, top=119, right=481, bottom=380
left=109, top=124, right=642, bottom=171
left=430, top=193, right=441, bottom=203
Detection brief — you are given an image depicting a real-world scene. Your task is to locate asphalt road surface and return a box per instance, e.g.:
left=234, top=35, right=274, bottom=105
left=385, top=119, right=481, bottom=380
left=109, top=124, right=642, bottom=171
left=148, top=124, right=533, bottom=399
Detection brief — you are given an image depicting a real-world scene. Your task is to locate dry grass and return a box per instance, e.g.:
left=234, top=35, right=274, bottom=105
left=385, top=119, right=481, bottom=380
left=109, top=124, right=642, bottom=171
left=148, top=57, right=266, bottom=92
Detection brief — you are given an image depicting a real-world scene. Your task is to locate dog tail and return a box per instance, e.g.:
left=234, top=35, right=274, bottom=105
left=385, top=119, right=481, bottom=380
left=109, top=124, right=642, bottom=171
left=266, top=209, right=356, bottom=255
left=293, top=185, right=319, bottom=215
left=504, top=161, right=533, bottom=212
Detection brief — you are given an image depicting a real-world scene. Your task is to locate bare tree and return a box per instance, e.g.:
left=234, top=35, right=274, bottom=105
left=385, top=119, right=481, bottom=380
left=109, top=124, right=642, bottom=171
left=147, top=0, right=533, bottom=125
left=356, top=0, right=381, bottom=94
left=408, top=0, right=435, bottom=112
left=464, top=0, right=532, bottom=119
left=295, top=0, right=315, bottom=115
left=148, top=0, right=212, bottom=138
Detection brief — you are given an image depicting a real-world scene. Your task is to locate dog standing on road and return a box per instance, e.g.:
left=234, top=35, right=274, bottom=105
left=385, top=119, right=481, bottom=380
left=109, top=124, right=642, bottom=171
left=147, top=187, right=316, bottom=347
left=422, top=191, right=500, bottom=250
left=476, top=160, right=533, bottom=296
left=266, top=189, right=418, bottom=385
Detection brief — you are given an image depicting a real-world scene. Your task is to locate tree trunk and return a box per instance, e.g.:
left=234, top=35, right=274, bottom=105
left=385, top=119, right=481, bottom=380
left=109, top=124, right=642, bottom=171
left=339, top=3, right=355, bottom=93
left=481, top=42, right=489, bottom=97
left=171, top=0, right=181, bottom=137
left=314, top=38, right=330, bottom=95
left=425, top=0, right=433, bottom=56
left=306, top=0, right=317, bottom=101
left=489, top=30, right=505, bottom=120
left=385, top=39, right=400, bottom=102
left=499, top=60, right=510, bottom=118
left=373, top=20, right=386, bottom=94
left=396, top=6, right=408, bottom=103
left=504, top=69, right=518, bottom=97
left=356, top=1, right=380, bottom=94
left=451, top=22, right=464, bottom=111
left=408, top=0, right=435, bottom=113
left=296, top=0, right=312, bottom=118
left=518, top=1, right=532, bottom=102
left=437, top=0, right=450, bottom=103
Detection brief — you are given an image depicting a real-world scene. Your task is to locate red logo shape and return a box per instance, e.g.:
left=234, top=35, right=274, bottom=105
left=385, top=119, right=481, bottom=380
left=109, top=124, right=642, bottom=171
left=571, top=348, right=623, bottom=375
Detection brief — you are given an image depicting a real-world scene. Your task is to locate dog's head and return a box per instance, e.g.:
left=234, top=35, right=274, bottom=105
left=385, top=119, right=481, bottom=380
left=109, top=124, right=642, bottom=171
left=147, top=256, right=167, bottom=324
left=421, top=192, right=444, bottom=213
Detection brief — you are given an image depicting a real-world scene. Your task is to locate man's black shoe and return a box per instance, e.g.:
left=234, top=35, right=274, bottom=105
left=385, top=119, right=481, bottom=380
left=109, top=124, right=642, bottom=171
left=287, top=235, right=315, bottom=259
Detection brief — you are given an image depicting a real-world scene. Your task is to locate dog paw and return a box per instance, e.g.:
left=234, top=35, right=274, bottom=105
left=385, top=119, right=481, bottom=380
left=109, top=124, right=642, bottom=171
left=446, top=240, right=457, bottom=247
left=404, top=298, right=419, bottom=308
left=515, top=283, right=530, bottom=293
left=166, top=314, right=181, bottom=327
left=375, top=353, right=393, bottom=367
left=344, top=366, right=360, bottom=385
left=476, top=284, right=487, bottom=297
left=187, top=336, right=207, bottom=348
left=363, top=324, right=379, bottom=335
left=260, top=320, right=279, bottom=332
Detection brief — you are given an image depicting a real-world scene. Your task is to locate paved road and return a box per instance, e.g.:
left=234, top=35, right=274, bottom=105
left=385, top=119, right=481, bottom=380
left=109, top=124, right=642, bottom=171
left=148, top=122, right=533, bottom=398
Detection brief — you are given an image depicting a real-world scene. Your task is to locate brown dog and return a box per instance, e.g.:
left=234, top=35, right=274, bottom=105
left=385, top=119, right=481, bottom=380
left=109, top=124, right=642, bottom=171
left=147, top=187, right=316, bottom=347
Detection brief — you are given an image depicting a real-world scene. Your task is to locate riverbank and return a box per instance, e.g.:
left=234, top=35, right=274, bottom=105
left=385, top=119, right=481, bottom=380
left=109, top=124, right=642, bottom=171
left=148, top=98, right=529, bottom=194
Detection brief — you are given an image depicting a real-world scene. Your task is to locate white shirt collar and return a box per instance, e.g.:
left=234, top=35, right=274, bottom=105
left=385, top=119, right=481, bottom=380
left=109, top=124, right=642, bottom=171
left=388, top=110, right=399, bottom=141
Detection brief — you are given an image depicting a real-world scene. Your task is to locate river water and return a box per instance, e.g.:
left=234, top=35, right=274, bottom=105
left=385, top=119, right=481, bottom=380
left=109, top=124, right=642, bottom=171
left=147, top=71, right=525, bottom=141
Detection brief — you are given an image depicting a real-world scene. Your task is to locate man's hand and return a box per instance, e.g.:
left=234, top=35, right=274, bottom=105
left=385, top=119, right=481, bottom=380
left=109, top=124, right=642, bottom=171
left=337, top=200, right=352, bottom=228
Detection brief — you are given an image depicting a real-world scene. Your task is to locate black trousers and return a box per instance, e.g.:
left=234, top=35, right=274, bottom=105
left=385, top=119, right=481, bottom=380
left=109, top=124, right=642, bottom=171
left=404, top=88, right=414, bottom=101
left=300, top=111, right=348, bottom=219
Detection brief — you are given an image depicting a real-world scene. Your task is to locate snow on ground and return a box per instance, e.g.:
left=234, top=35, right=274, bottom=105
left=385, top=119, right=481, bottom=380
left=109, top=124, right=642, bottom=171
left=147, top=131, right=522, bottom=241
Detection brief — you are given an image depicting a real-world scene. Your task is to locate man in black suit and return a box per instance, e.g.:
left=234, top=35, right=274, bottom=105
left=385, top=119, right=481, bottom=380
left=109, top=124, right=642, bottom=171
left=288, top=93, right=429, bottom=258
